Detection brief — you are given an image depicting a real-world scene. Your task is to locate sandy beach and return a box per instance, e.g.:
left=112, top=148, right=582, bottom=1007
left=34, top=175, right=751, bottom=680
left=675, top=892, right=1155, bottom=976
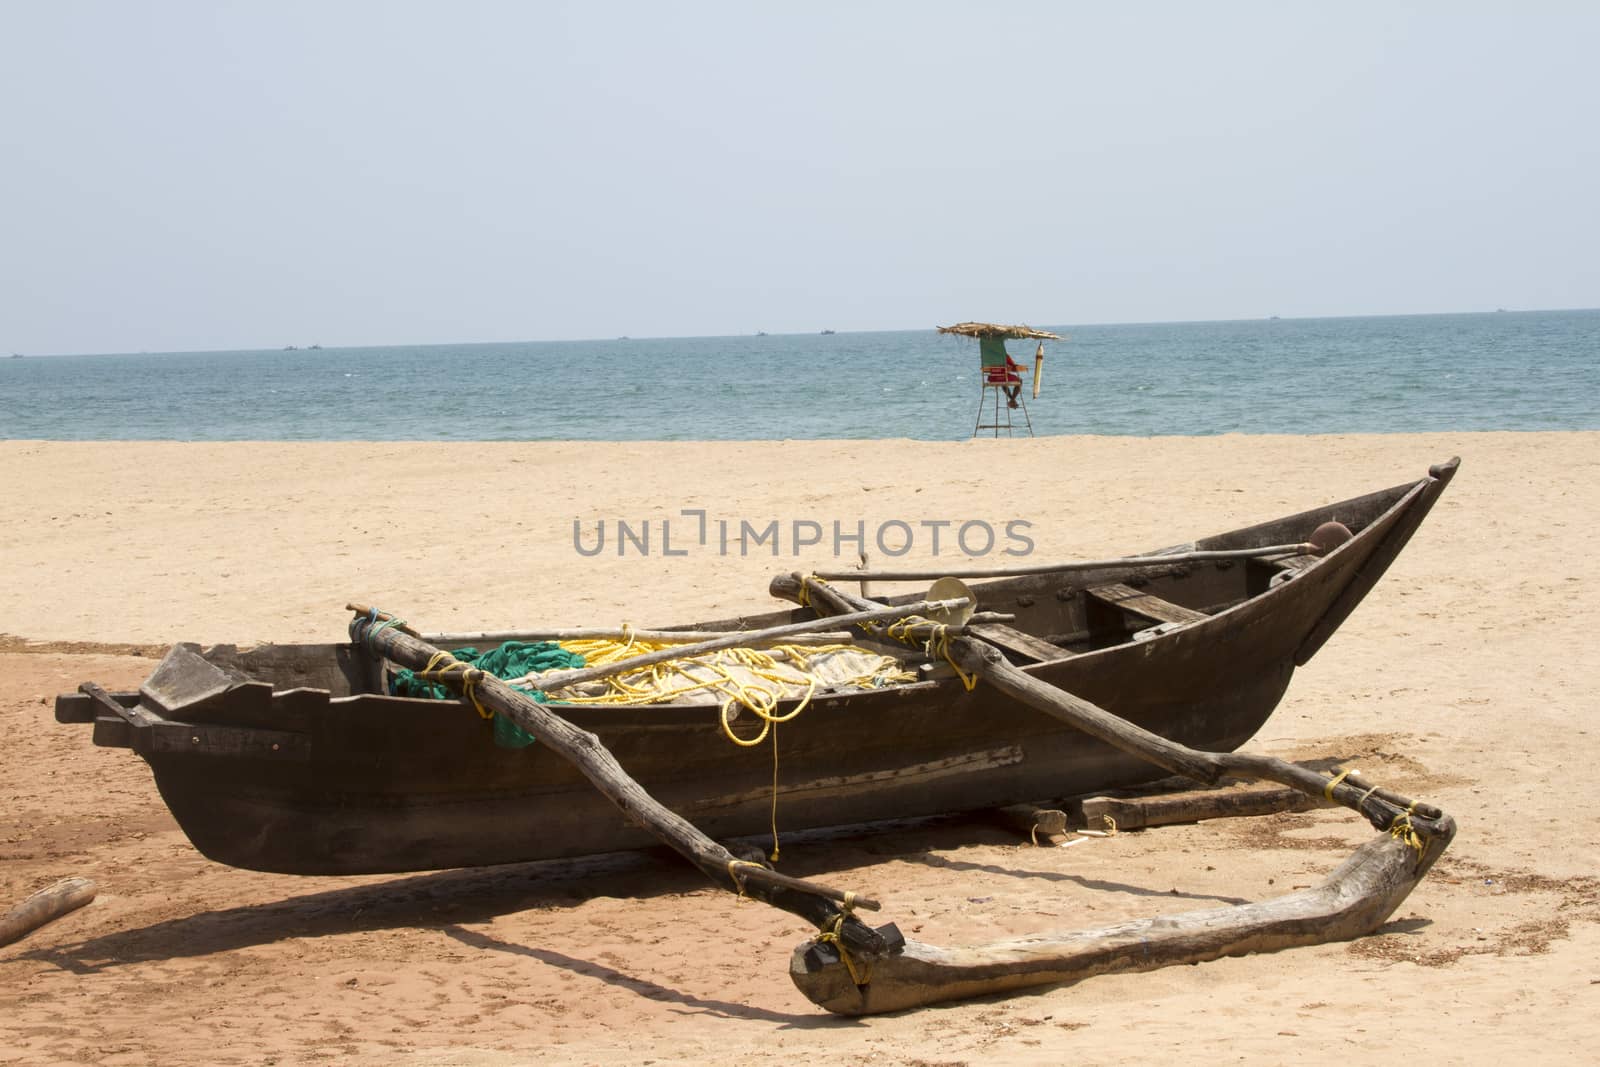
left=3, top=431, right=1597, bottom=1065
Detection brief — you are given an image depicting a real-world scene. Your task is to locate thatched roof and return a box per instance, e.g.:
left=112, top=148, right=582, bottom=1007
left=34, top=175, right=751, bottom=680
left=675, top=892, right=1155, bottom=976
left=937, top=322, right=1062, bottom=341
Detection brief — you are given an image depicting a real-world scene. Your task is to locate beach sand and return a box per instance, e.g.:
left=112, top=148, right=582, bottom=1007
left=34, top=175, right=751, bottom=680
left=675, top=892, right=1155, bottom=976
left=2, top=432, right=1597, bottom=1065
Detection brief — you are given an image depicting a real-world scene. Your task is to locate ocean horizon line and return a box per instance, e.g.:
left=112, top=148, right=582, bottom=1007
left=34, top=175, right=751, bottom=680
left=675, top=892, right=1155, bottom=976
left=10, top=304, right=1598, bottom=361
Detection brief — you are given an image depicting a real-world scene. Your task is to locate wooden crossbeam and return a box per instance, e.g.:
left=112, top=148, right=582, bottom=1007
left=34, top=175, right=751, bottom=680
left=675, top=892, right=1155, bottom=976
left=966, top=622, right=1075, bottom=664
left=1087, top=583, right=1208, bottom=626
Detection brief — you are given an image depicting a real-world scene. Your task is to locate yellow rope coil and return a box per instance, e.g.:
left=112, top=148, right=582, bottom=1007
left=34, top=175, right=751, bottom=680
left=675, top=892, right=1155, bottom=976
left=536, top=634, right=910, bottom=861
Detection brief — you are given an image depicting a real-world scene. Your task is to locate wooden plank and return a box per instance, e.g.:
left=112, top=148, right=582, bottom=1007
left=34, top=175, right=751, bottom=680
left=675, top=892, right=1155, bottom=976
left=140, top=643, right=252, bottom=716
left=966, top=622, right=1074, bottom=663
left=1087, top=583, right=1208, bottom=626
left=144, top=721, right=311, bottom=761
left=1263, top=553, right=1322, bottom=593
left=80, top=681, right=163, bottom=728
left=1076, top=783, right=1333, bottom=831
left=683, top=746, right=1025, bottom=816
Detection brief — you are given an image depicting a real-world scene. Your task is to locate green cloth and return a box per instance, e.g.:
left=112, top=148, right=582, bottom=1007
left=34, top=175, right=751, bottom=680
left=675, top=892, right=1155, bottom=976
left=979, top=336, right=1011, bottom=367
left=389, top=641, right=586, bottom=749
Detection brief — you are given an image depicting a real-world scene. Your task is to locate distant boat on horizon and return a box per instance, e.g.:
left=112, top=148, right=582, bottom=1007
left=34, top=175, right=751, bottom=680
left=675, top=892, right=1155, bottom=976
left=756, top=331, right=769, bottom=337
left=820, top=329, right=836, bottom=335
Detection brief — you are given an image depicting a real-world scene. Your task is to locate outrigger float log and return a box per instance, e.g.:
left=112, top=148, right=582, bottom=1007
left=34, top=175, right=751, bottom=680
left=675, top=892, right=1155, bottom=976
left=55, top=460, right=1461, bottom=1014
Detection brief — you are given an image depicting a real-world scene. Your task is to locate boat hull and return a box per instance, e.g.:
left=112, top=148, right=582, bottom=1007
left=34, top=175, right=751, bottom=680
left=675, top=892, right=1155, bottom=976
left=59, top=461, right=1457, bottom=875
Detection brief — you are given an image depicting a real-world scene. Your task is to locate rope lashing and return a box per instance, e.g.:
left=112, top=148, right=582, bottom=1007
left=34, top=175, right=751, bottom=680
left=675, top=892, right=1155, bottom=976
left=1324, top=768, right=1353, bottom=802
left=801, top=575, right=978, bottom=691
left=1389, top=802, right=1425, bottom=856
left=415, top=652, right=491, bottom=719
left=350, top=608, right=411, bottom=651
left=813, top=898, right=871, bottom=987
left=727, top=858, right=753, bottom=900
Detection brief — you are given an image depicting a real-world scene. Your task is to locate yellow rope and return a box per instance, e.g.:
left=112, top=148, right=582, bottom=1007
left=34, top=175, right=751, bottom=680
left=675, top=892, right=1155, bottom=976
left=1389, top=802, right=1425, bottom=855
left=417, top=652, right=491, bottom=719
left=543, top=639, right=907, bottom=725
left=1324, top=768, right=1352, bottom=802
left=741, top=804, right=870, bottom=987
left=727, top=858, right=752, bottom=899
left=769, top=721, right=781, bottom=862
left=833, top=580, right=977, bottom=693
left=522, top=633, right=909, bottom=862
left=813, top=910, right=871, bottom=987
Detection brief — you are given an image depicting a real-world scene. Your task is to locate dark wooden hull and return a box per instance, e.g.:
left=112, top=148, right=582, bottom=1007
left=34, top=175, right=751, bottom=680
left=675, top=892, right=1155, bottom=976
left=57, top=461, right=1458, bottom=875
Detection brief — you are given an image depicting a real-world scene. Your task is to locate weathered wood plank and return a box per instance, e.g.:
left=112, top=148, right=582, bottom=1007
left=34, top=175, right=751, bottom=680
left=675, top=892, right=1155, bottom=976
left=1273, top=553, right=1322, bottom=577
left=1086, top=583, right=1209, bottom=626
left=80, top=681, right=163, bottom=728
left=966, top=622, right=1074, bottom=664
left=1075, top=783, right=1333, bottom=831
left=140, top=643, right=251, bottom=716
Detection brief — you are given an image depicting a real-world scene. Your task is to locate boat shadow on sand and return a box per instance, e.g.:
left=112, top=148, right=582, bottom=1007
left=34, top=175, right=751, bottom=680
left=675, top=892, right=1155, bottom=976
left=20, top=812, right=1254, bottom=980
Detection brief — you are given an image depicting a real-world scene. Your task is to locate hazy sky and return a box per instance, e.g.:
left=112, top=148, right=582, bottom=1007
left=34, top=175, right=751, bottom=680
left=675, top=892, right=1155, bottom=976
left=3, top=2, right=1596, bottom=355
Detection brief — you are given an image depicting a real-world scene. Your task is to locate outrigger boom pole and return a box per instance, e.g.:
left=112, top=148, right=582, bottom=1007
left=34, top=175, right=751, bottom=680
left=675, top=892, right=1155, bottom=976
left=774, top=574, right=1456, bottom=1014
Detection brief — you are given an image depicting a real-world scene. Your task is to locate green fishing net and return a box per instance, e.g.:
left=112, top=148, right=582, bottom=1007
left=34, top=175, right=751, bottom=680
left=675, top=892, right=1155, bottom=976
left=389, top=641, right=585, bottom=748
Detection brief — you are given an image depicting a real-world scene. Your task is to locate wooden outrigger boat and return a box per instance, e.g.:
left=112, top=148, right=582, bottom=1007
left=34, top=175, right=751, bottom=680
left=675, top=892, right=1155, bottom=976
left=55, top=459, right=1462, bottom=1014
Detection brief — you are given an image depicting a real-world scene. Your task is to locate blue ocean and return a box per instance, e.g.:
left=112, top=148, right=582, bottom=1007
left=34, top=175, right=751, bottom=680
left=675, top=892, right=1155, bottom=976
left=2, top=309, right=1596, bottom=440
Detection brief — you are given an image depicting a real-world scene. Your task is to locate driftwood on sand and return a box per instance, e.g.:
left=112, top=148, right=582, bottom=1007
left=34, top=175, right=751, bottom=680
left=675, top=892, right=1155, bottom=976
left=0, top=878, right=97, bottom=948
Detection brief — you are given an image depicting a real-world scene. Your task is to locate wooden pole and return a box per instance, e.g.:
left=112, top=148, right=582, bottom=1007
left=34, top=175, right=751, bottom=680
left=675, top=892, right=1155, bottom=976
left=0, top=878, right=96, bottom=948
left=354, top=596, right=967, bottom=696
left=804, top=543, right=1322, bottom=583
left=1072, top=782, right=1333, bottom=832
left=349, top=610, right=894, bottom=959
left=420, top=627, right=854, bottom=647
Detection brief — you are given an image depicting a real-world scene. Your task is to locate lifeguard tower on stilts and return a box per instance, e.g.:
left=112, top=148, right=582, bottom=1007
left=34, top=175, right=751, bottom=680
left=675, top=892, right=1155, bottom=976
left=938, top=322, right=1063, bottom=438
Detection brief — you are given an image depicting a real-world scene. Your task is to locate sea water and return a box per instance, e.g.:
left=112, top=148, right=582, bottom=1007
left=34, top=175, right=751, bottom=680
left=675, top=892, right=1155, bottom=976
left=2, top=309, right=1596, bottom=440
